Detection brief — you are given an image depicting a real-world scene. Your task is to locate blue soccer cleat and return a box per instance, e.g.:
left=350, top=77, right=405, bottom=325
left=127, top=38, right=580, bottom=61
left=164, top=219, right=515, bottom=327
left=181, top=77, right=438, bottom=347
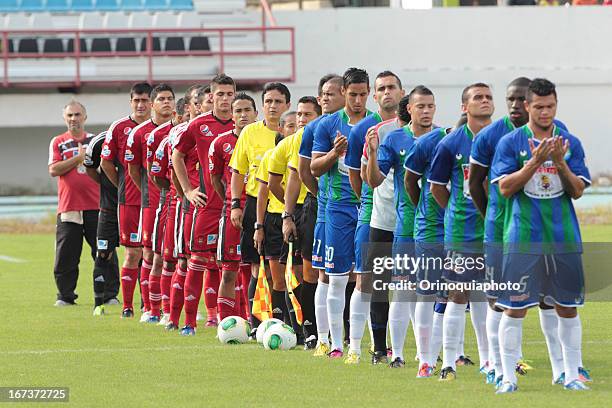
left=564, top=380, right=590, bottom=391
left=496, top=382, right=518, bottom=394
left=486, top=369, right=496, bottom=385
left=578, top=367, right=592, bottom=382
left=553, top=372, right=565, bottom=385
left=180, top=325, right=196, bottom=336
left=146, top=315, right=160, bottom=324
left=495, top=375, right=504, bottom=389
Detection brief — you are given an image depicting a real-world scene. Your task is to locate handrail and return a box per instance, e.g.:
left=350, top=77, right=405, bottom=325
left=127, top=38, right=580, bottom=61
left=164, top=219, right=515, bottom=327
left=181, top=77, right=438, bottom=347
left=260, top=0, right=277, bottom=27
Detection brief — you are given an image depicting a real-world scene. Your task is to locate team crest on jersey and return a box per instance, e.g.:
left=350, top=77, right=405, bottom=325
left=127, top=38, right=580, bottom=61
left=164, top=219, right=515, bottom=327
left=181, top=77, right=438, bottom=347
left=125, top=150, right=134, bottom=161
left=200, top=125, right=214, bottom=137
left=538, top=175, right=552, bottom=191
left=207, top=234, right=218, bottom=245
left=130, top=233, right=139, bottom=242
left=124, top=127, right=132, bottom=135
left=223, top=143, right=232, bottom=153
left=151, top=162, right=161, bottom=173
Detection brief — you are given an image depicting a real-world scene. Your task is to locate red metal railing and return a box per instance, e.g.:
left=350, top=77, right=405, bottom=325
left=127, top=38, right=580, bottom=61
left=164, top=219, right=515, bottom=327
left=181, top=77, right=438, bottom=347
left=1, top=26, right=295, bottom=88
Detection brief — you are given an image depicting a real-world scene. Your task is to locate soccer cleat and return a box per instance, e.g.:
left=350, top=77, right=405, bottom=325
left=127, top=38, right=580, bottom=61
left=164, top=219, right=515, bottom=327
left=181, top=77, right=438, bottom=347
left=165, top=323, right=179, bottom=331
left=196, top=311, right=204, bottom=321
left=93, top=305, right=105, bottom=316
left=54, top=299, right=75, bottom=307
left=564, top=380, right=590, bottom=391
left=516, top=359, right=534, bottom=375
left=553, top=373, right=565, bottom=385
left=389, top=358, right=406, bottom=369
left=146, top=315, right=161, bottom=324
left=158, top=314, right=170, bottom=326
left=304, top=335, right=317, bottom=351
left=104, top=297, right=120, bottom=306
left=344, top=351, right=361, bottom=364
left=139, top=311, right=151, bottom=323
left=479, top=362, right=490, bottom=375
left=456, top=355, right=475, bottom=366
left=578, top=367, right=592, bottom=382
left=327, top=349, right=343, bottom=359
left=417, top=363, right=434, bottom=378
left=439, top=367, right=456, bottom=382
left=313, top=342, right=330, bottom=357
left=386, top=348, right=393, bottom=358
left=205, top=318, right=218, bottom=327
left=371, top=351, right=389, bottom=365
left=121, top=308, right=134, bottom=318
left=180, top=325, right=196, bottom=336
left=495, top=375, right=504, bottom=389
left=496, top=382, right=518, bottom=394
left=486, top=369, right=496, bottom=385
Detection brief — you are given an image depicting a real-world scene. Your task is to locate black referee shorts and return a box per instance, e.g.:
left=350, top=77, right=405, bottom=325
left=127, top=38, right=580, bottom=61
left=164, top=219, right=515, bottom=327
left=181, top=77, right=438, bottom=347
left=240, top=195, right=260, bottom=264
left=264, top=211, right=283, bottom=260
left=97, top=208, right=119, bottom=252
left=298, top=192, right=316, bottom=262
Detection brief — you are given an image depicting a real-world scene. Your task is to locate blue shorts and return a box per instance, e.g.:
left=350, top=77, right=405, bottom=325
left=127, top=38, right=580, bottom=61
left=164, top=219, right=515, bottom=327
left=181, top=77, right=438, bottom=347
left=496, top=252, right=585, bottom=310
left=484, top=243, right=503, bottom=299
left=354, top=222, right=370, bottom=273
left=324, top=203, right=357, bottom=275
left=312, top=221, right=325, bottom=270
left=415, top=241, right=447, bottom=296
left=442, top=250, right=485, bottom=284
left=392, top=235, right=415, bottom=279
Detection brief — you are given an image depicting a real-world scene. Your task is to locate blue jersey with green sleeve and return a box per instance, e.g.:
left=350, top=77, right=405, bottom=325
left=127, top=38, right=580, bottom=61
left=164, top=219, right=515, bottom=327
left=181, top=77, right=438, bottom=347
left=299, top=114, right=329, bottom=220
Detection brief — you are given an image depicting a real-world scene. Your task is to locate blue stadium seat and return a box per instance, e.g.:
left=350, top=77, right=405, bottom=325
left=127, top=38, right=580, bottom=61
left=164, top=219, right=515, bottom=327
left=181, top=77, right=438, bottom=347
left=72, top=0, right=95, bottom=10
left=0, top=0, right=19, bottom=12
left=169, top=0, right=191, bottom=10
left=46, top=0, right=69, bottom=11
left=144, top=0, right=168, bottom=10
left=20, top=0, right=44, bottom=11
left=93, top=0, right=117, bottom=11
left=121, top=0, right=144, bottom=10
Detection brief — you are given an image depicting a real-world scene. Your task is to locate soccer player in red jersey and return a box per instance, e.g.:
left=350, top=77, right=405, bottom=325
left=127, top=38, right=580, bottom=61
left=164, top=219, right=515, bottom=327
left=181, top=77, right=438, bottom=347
left=173, top=74, right=236, bottom=335
left=101, top=82, right=152, bottom=318
left=125, top=84, right=176, bottom=322
left=210, top=93, right=259, bottom=322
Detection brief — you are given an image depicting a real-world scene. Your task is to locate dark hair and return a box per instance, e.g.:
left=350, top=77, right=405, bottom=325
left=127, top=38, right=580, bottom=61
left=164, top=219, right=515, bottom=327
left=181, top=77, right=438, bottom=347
left=197, top=85, right=212, bottom=104
left=233, top=92, right=257, bottom=111
left=408, top=85, right=434, bottom=103
left=150, top=83, right=175, bottom=101
left=176, top=97, right=186, bottom=116
left=298, top=95, right=322, bottom=116
left=130, top=82, right=152, bottom=98
left=210, top=73, right=236, bottom=92
left=397, top=95, right=411, bottom=124
left=262, top=82, right=291, bottom=103
left=343, top=67, right=369, bottom=88
left=375, top=70, right=402, bottom=90
left=461, top=82, right=490, bottom=104
left=279, top=110, right=296, bottom=128
left=184, top=84, right=204, bottom=104
left=275, top=133, right=284, bottom=145
left=456, top=113, right=468, bottom=128
left=317, top=74, right=342, bottom=96
left=507, top=77, right=531, bottom=89
left=527, top=78, right=557, bottom=102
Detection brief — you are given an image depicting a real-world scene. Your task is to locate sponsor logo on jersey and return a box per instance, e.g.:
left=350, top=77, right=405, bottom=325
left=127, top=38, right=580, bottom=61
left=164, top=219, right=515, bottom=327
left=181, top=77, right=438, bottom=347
left=200, top=125, right=214, bottom=137
left=125, top=150, right=134, bottom=161
left=207, top=234, right=217, bottom=245
left=455, top=153, right=463, bottom=161
left=519, top=150, right=527, bottom=157
left=97, top=239, right=108, bottom=250
left=223, top=143, right=232, bottom=153
left=155, top=149, right=165, bottom=160
left=236, top=244, right=241, bottom=255
left=146, top=133, right=154, bottom=146
left=101, top=146, right=111, bottom=157
left=130, top=233, right=139, bottom=242
left=124, top=127, right=132, bottom=135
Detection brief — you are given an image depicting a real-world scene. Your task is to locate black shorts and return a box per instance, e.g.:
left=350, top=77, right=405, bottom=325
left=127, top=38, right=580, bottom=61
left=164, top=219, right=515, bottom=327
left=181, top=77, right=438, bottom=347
left=264, top=211, right=283, bottom=260
left=240, top=195, right=259, bottom=264
left=298, top=192, right=316, bottom=262
left=97, top=208, right=119, bottom=252
left=364, top=226, right=394, bottom=273
left=279, top=203, right=304, bottom=266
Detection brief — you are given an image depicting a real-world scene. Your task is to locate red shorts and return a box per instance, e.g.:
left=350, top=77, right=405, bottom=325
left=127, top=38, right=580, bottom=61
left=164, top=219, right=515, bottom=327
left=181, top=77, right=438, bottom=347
left=217, top=208, right=241, bottom=264
left=119, top=204, right=142, bottom=247
left=178, top=205, right=194, bottom=258
left=152, top=191, right=169, bottom=255
left=162, top=196, right=180, bottom=262
left=189, top=205, right=222, bottom=254
left=141, top=207, right=156, bottom=249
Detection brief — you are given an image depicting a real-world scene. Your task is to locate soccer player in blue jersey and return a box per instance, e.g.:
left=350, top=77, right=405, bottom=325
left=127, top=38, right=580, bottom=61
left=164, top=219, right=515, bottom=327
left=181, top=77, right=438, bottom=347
left=491, top=79, right=591, bottom=393
left=429, top=83, right=494, bottom=381
left=366, top=86, right=436, bottom=369
left=344, top=71, right=404, bottom=364
left=311, top=67, right=372, bottom=358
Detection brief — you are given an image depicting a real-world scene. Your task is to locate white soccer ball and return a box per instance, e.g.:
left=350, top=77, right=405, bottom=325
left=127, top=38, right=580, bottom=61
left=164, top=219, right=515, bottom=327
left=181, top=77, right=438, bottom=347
left=217, top=316, right=251, bottom=344
left=256, top=318, right=284, bottom=344
left=263, top=323, right=297, bottom=350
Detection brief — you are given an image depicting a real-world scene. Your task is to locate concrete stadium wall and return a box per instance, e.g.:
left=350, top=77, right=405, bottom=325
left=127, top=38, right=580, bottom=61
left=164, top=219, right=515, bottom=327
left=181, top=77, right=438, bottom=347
left=1, top=6, right=611, bottom=193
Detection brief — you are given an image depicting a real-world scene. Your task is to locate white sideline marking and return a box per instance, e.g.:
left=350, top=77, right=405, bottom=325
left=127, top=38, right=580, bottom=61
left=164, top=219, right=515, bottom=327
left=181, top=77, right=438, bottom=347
left=0, top=254, right=26, bottom=263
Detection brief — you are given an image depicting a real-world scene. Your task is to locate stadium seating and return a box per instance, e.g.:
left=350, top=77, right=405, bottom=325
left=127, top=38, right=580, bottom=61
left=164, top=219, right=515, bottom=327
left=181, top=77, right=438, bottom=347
left=0, top=0, right=194, bottom=12
left=20, top=0, right=44, bottom=12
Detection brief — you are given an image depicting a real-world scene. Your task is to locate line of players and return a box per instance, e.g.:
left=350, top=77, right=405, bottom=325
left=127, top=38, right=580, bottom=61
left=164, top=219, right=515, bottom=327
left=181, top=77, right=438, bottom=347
left=84, top=70, right=591, bottom=394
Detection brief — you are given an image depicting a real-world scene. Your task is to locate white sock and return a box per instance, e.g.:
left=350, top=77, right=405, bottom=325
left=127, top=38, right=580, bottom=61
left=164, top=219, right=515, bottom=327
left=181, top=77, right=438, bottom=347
left=457, top=309, right=466, bottom=359
left=486, top=307, right=503, bottom=375
left=442, top=302, right=466, bottom=370
left=349, top=289, right=371, bottom=355
left=326, top=275, right=349, bottom=351
left=431, top=310, right=444, bottom=365
left=415, top=296, right=435, bottom=366
left=558, top=314, right=582, bottom=384
left=499, top=314, right=523, bottom=385
left=389, top=290, right=413, bottom=361
left=539, top=308, right=564, bottom=380
left=314, top=280, right=329, bottom=345
left=409, top=300, right=417, bottom=358
left=469, top=299, right=489, bottom=369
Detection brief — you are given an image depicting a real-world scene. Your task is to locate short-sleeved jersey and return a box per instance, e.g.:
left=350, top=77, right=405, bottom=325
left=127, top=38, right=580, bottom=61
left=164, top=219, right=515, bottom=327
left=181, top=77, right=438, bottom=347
left=299, top=114, right=329, bottom=219
left=49, top=131, right=100, bottom=213
left=312, top=109, right=369, bottom=206
left=361, top=118, right=401, bottom=231
left=229, top=120, right=277, bottom=198
left=174, top=112, right=234, bottom=211
left=147, top=121, right=173, bottom=170
left=256, top=149, right=284, bottom=214
left=404, top=128, right=448, bottom=243
left=471, top=116, right=569, bottom=244
left=101, top=116, right=140, bottom=206
left=125, top=119, right=160, bottom=209
left=171, top=122, right=200, bottom=190
left=151, top=136, right=171, bottom=188
left=428, top=124, right=484, bottom=249
left=209, top=129, right=246, bottom=206
left=377, top=125, right=418, bottom=238
left=491, top=125, right=590, bottom=254
left=346, top=112, right=382, bottom=223
left=84, top=131, right=117, bottom=211
left=269, top=129, right=308, bottom=205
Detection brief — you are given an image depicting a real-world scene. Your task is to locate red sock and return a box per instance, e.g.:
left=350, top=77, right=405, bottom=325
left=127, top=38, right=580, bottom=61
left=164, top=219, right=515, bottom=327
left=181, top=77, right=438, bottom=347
left=240, top=264, right=251, bottom=320
left=160, top=266, right=174, bottom=315
left=217, top=296, right=236, bottom=320
left=121, top=267, right=139, bottom=310
left=148, top=274, right=161, bottom=318
left=234, top=284, right=243, bottom=318
left=184, top=258, right=205, bottom=328
left=169, top=263, right=187, bottom=326
left=204, top=267, right=220, bottom=321
left=139, top=261, right=152, bottom=312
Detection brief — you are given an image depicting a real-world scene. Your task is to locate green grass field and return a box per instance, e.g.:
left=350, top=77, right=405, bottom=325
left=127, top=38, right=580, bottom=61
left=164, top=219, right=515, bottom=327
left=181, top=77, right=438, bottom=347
left=1, top=226, right=611, bottom=407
